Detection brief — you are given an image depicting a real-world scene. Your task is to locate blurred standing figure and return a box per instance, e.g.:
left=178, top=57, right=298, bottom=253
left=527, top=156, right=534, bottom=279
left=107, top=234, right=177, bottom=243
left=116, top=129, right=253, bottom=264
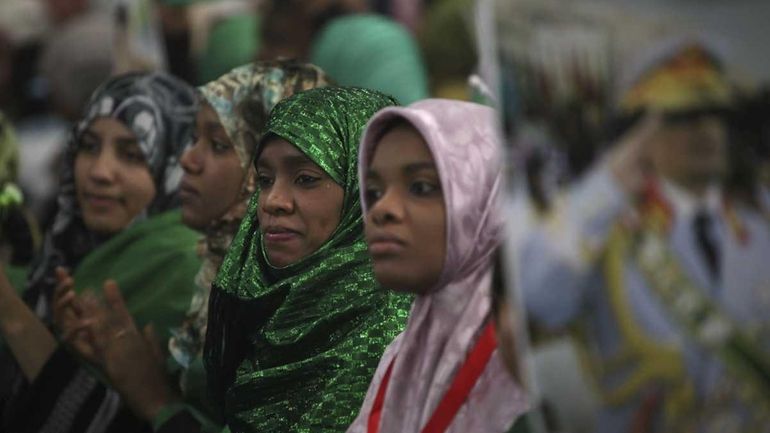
left=519, top=39, right=770, bottom=433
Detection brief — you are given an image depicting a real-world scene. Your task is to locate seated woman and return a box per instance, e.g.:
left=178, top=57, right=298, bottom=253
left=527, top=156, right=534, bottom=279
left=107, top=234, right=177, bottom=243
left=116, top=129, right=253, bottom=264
left=347, top=99, right=529, bottom=433
left=0, top=72, right=200, bottom=433
left=55, top=60, right=332, bottom=431
left=203, top=86, right=412, bottom=433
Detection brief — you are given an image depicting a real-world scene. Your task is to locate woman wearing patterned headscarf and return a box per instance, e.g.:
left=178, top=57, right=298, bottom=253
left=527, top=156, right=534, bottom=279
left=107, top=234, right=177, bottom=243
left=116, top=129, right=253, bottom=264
left=203, top=86, right=411, bottom=433
left=55, top=61, right=333, bottom=432
left=0, top=72, right=200, bottom=433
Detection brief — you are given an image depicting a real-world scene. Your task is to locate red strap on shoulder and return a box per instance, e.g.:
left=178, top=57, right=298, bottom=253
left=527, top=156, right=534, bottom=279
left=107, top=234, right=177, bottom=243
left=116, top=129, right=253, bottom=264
left=421, top=321, right=497, bottom=433
left=367, top=358, right=396, bottom=433
left=367, top=321, right=498, bottom=433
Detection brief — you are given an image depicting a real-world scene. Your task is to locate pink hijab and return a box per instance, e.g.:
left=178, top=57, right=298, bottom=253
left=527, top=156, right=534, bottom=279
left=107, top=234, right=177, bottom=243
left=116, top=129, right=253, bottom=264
left=348, top=99, right=528, bottom=433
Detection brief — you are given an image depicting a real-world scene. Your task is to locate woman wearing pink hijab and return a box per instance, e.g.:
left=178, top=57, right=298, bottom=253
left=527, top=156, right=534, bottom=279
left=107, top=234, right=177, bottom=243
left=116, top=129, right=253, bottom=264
left=348, top=99, right=528, bottom=433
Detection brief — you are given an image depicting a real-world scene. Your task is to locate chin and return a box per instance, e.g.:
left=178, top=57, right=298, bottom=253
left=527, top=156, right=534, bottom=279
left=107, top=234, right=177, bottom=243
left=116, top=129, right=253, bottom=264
left=180, top=208, right=208, bottom=231
left=372, top=262, right=424, bottom=294
left=82, top=215, right=125, bottom=235
left=265, top=251, right=298, bottom=268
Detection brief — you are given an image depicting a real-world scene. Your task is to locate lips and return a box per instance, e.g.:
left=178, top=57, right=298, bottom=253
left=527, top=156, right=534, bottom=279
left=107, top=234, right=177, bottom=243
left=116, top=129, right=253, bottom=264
left=179, top=181, right=199, bottom=202
left=367, top=232, right=406, bottom=256
left=263, top=226, right=301, bottom=243
left=82, top=192, right=121, bottom=210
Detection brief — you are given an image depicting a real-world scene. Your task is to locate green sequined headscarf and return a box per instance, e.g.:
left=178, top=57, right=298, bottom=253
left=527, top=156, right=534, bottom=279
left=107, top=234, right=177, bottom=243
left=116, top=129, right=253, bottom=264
left=205, top=87, right=411, bottom=433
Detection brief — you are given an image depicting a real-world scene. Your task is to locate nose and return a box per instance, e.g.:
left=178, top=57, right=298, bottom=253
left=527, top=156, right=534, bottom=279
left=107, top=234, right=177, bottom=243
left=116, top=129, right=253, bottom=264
left=88, top=148, right=118, bottom=184
left=261, top=180, right=294, bottom=215
left=181, top=140, right=203, bottom=174
left=368, top=188, right=404, bottom=226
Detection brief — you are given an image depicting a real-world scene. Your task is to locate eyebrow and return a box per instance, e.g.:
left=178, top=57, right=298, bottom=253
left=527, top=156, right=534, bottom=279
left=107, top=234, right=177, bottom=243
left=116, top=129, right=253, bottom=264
left=365, top=168, right=381, bottom=180
left=204, top=121, right=226, bottom=135
left=115, top=136, right=139, bottom=147
left=82, top=130, right=138, bottom=147
left=366, top=161, right=437, bottom=178
left=81, top=130, right=97, bottom=141
left=403, top=161, right=437, bottom=174
left=257, top=153, right=315, bottom=169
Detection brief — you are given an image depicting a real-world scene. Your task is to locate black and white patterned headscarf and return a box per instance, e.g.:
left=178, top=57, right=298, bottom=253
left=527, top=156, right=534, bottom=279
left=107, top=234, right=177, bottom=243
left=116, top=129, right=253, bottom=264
left=24, top=71, right=197, bottom=313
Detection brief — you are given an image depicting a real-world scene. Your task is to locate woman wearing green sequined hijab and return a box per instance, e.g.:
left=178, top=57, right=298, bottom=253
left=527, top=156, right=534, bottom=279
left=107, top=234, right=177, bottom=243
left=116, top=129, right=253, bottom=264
left=204, top=86, right=411, bottom=433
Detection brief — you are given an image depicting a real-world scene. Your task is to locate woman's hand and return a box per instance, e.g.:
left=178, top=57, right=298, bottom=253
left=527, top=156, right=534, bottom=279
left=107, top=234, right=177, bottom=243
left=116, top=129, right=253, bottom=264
left=52, top=268, right=101, bottom=364
left=67, top=280, right=180, bottom=421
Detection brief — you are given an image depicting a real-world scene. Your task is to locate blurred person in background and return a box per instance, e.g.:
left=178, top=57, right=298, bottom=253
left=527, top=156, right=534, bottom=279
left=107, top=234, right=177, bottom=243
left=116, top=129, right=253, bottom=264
left=258, top=0, right=428, bottom=104
left=518, top=39, right=770, bottom=433
left=418, top=0, right=477, bottom=100
left=15, top=10, right=115, bottom=241
left=153, top=0, right=260, bottom=85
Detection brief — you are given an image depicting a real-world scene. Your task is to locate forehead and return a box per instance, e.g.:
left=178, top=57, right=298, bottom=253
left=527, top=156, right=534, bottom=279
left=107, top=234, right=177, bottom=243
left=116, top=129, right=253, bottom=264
left=197, top=101, right=220, bottom=121
left=256, top=137, right=312, bottom=165
left=85, top=117, right=135, bottom=138
left=369, top=124, right=433, bottom=170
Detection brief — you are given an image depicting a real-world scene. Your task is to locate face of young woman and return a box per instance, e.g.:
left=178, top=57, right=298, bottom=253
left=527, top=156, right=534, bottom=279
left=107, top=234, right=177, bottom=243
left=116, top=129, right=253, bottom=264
left=256, top=138, right=344, bottom=268
left=364, top=124, right=446, bottom=294
left=74, top=117, right=156, bottom=235
left=179, top=102, right=246, bottom=230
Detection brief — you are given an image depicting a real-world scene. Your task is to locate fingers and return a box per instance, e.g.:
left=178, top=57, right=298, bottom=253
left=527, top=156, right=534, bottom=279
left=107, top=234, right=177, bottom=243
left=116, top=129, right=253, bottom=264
left=142, top=324, right=165, bottom=363
left=59, top=319, right=100, bottom=365
left=102, top=280, right=133, bottom=325
left=60, top=318, right=96, bottom=343
left=53, top=268, right=75, bottom=308
left=52, top=271, right=85, bottom=337
left=54, top=266, right=71, bottom=283
left=608, top=111, right=665, bottom=194
left=54, top=289, right=83, bottom=317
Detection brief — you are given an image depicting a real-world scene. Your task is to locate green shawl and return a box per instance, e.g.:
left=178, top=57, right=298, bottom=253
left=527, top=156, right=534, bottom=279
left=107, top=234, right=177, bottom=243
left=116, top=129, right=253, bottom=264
left=310, top=14, right=429, bottom=105
left=72, top=210, right=201, bottom=341
left=205, top=87, right=411, bottom=433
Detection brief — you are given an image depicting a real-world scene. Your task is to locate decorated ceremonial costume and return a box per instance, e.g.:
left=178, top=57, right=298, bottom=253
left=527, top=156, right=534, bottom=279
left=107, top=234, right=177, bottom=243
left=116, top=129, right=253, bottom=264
left=521, top=42, right=770, bottom=433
